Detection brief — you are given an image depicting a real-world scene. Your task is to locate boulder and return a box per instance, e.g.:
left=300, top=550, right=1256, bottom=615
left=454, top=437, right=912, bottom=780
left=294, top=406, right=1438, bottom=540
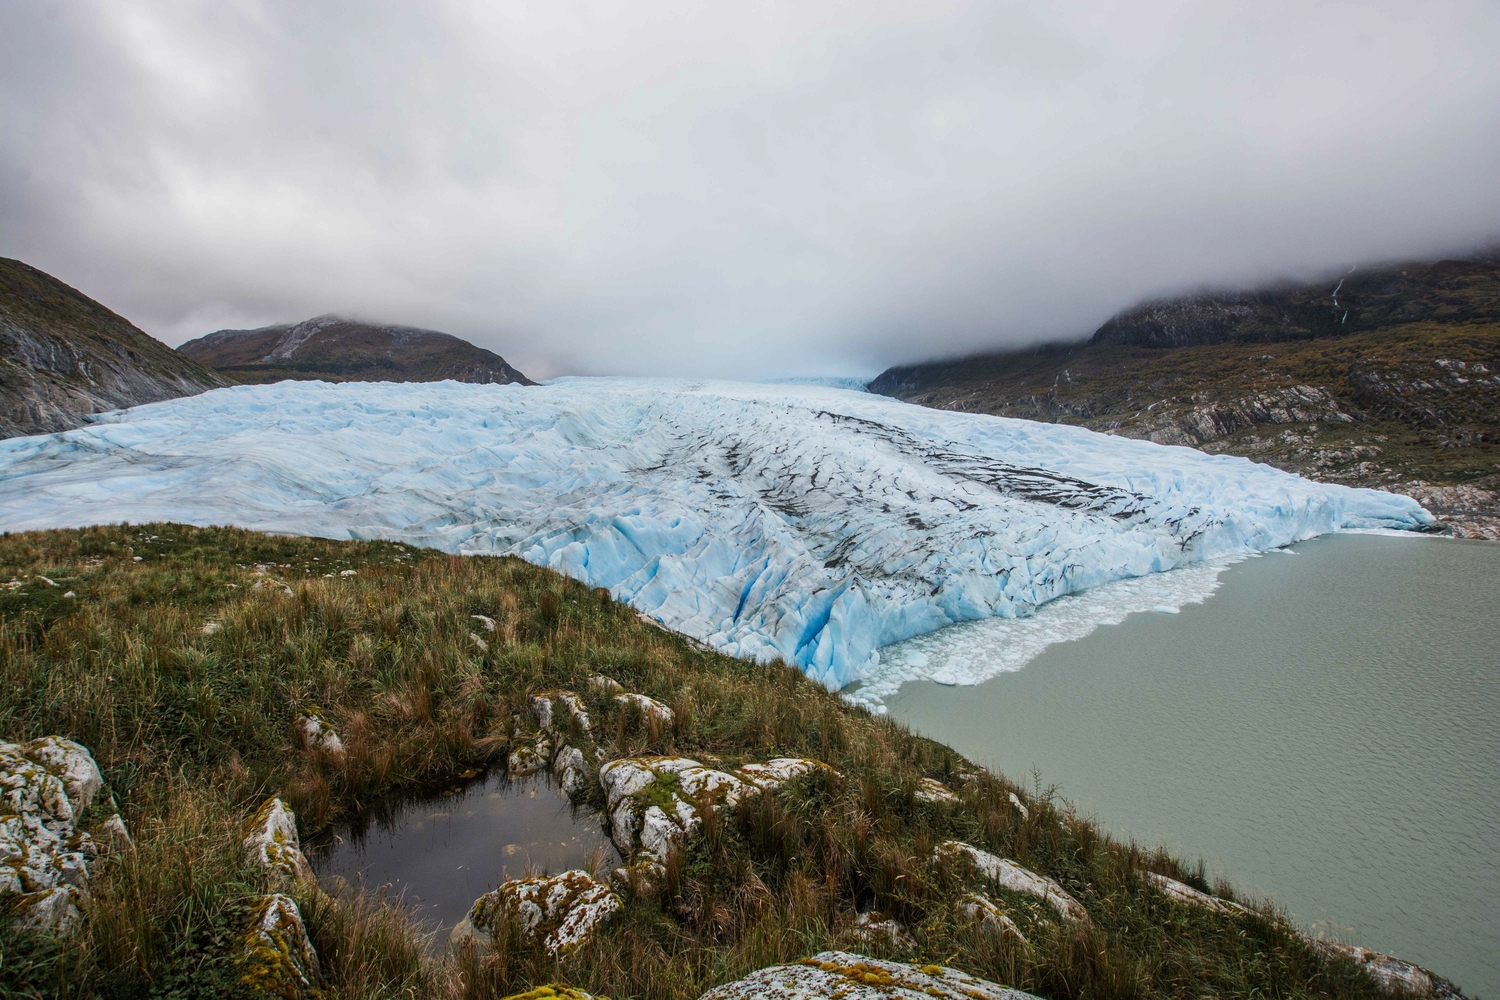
left=508, top=734, right=553, bottom=778
left=553, top=745, right=589, bottom=799
left=599, top=756, right=833, bottom=882
left=239, top=893, right=322, bottom=998
left=697, top=951, right=1041, bottom=1000
left=295, top=708, right=345, bottom=757
left=613, top=693, right=674, bottom=727
left=531, top=690, right=592, bottom=735
left=913, top=777, right=959, bottom=805
left=932, top=841, right=1088, bottom=924
left=850, top=911, right=916, bottom=951
left=1312, top=940, right=1437, bottom=997
left=1143, top=871, right=1247, bottom=916
left=241, top=798, right=315, bottom=887
left=957, top=893, right=1027, bottom=945
left=589, top=674, right=624, bottom=696
left=0, top=736, right=108, bottom=931
left=451, top=870, right=622, bottom=956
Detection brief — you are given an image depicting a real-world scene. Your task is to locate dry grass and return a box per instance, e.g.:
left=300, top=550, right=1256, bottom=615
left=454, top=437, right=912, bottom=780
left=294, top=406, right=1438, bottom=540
left=0, top=524, right=1406, bottom=999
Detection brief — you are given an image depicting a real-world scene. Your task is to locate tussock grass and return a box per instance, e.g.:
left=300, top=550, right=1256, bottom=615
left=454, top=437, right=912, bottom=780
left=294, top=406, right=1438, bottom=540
left=0, top=524, right=1400, bottom=999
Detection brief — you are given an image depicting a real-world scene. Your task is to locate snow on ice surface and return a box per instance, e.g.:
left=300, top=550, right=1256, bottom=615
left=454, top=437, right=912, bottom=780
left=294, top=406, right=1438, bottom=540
left=0, top=378, right=1431, bottom=694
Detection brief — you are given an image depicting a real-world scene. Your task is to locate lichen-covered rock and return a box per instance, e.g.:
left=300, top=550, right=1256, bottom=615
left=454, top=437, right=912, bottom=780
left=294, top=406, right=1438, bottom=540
left=933, top=841, right=1088, bottom=924
left=295, top=708, right=345, bottom=757
left=1312, top=941, right=1437, bottom=997
left=499, top=988, right=602, bottom=1000
left=509, top=734, right=553, bottom=777
left=241, top=798, right=315, bottom=887
left=451, top=870, right=622, bottom=956
left=0, top=736, right=105, bottom=929
left=697, top=951, right=1042, bottom=1000
left=531, top=690, right=591, bottom=734
left=599, top=756, right=834, bottom=880
left=240, top=893, right=322, bottom=998
left=957, top=893, right=1027, bottom=945
left=913, top=777, right=959, bottom=805
left=553, top=745, right=589, bottom=799
left=850, top=911, right=916, bottom=951
left=613, top=693, right=674, bottom=726
left=1144, top=872, right=1247, bottom=916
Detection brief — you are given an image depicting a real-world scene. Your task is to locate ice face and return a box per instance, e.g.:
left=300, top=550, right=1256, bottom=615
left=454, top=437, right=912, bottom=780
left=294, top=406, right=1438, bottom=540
left=0, top=378, right=1432, bottom=691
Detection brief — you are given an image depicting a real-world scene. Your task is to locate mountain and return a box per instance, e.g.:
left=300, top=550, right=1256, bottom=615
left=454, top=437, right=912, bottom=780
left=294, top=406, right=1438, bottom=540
left=0, top=258, right=229, bottom=440
left=177, top=315, right=535, bottom=386
left=870, top=252, right=1500, bottom=537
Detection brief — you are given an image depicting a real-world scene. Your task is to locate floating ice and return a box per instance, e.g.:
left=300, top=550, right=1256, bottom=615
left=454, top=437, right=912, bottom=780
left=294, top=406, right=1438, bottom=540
left=0, top=378, right=1431, bottom=691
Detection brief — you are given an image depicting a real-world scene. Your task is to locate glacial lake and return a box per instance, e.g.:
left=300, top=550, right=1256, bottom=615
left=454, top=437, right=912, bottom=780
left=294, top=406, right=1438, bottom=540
left=308, top=772, right=619, bottom=936
left=886, top=532, right=1499, bottom=997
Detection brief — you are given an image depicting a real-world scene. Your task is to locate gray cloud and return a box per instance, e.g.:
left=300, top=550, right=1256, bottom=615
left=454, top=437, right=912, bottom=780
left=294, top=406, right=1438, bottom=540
left=3, top=0, right=1498, bottom=379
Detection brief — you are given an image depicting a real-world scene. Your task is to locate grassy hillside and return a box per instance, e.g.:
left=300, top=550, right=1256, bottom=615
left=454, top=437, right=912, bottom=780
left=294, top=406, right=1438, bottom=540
left=0, top=524, right=1429, bottom=999
left=0, top=259, right=228, bottom=439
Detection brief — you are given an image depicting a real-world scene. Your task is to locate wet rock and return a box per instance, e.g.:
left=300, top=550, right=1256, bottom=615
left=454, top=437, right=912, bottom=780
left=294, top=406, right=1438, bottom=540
left=957, top=893, right=1027, bottom=945
left=1312, top=941, right=1437, bottom=997
left=599, top=756, right=834, bottom=885
left=0, top=736, right=106, bottom=931
left=1143, top=872, right=1247, bottom=916
left=240, top=892, right=322, bottom=998
left=613, top=693, right=674, bottom=727
left=932, top=841, right=1088, bottom=924
left=452, top=870, right=622, bottom=956
left=553, top=745, right=589, bottom=799
left=295, top=708, right=345, bottom=757
left=508, top=734, right=553, bottom=778
left=913, top=777, right=959, bottom=805
left=242, top=797, right=315, bottom=887
left=697, top=951, right=1041, bottom=1000
left=850, top=911, right=916, bottom=951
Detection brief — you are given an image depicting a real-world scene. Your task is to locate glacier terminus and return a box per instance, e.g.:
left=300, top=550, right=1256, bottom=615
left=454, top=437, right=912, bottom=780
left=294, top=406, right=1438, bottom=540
left=0, top=378, right=1432, bottom=692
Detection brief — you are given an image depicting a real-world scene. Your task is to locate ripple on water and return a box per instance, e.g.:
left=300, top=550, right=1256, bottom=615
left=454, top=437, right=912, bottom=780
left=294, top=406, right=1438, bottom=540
left=307, top=773, right=619, bottom=933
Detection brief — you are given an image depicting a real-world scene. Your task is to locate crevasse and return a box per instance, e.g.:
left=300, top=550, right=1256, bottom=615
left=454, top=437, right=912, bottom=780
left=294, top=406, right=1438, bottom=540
left=0, top=377, right=1432, bottom=690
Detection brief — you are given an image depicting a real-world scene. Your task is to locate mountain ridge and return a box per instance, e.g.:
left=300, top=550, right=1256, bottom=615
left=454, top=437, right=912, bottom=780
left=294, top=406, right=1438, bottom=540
left=178, top=315, right=535, bottom=386
left=0, top=257, right=229, bottom=440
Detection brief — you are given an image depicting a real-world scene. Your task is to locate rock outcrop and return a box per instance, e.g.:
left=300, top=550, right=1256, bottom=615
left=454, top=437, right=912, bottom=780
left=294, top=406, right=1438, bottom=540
left=295, top=708, right=345, bottom=758
left=1143, top=871, right=1247, bottom=916
left=239, top=892, right=322, bottom=998
left=599, top=756, right=834, bottom=889
left=697, top=951, right=1042, bottom=1000
left=957, top=893, right=1027, bottom=944
left=0, top=735, right=126, bottom=931
left=241, top=797, right=315, bottom=887
left=1, top=257, right=229, bottom=439
left=932, top=841, right=1088, bottom=924
left=451, top=870, right=622, bottom=956
left=1311, top=941, right=1439, bottom=998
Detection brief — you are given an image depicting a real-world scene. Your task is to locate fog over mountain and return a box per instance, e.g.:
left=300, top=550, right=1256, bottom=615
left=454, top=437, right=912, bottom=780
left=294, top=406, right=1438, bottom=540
left=2, top=1, right=1497, bottom=379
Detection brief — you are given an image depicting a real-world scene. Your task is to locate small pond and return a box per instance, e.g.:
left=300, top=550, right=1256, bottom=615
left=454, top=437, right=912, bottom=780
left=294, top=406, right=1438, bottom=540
left=308, top=772, right=620, bottom=934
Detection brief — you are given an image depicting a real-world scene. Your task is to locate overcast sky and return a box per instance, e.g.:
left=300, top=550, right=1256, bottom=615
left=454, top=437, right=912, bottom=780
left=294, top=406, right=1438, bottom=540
left=3, top=1, right=1498, bottom=379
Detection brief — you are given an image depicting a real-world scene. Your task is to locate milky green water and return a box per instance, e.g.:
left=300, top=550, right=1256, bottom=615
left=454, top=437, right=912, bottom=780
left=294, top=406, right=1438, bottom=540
left=885, top=533, right=1499, bottom=996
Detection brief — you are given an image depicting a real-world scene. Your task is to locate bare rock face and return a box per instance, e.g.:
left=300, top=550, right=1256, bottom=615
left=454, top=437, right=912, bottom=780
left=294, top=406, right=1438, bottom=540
left=1, top=257, right=229, bottom=439
left=1311, top=941, right=1440, bottom=997
left=241, top=797, right=315, bottom=887
left=1143, top=871, right=1247, bottom=916
left=451, top=870, right=622, bottom=956
left=697, top=951, right=1042, bottom=1000
left=0, top=735, right=119, bottom=931
left=932, top=841, right=1088, bottom=924
left=599, top=755, right=834, bottom=888
left=239, top=893, right=322, bottom=998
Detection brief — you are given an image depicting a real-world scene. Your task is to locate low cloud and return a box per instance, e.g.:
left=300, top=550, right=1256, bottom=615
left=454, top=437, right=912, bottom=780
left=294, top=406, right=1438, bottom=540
left=3, top=1, right=1498, bottom=379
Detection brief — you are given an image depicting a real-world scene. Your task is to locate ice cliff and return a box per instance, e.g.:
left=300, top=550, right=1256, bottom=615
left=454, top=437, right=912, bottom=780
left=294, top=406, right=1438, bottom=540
left=0, top=378, right=1431, bottom=690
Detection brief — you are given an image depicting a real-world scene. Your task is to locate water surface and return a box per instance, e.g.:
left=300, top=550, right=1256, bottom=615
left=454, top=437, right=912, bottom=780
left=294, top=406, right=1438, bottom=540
left=886, top=533, right=1498, bottom=996
left=309, top=773, right=619, bottom=934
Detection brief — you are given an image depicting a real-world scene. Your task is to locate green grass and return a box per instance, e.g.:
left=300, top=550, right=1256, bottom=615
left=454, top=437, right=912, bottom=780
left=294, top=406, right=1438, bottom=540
left=0, top=524, right=1419, bottom=999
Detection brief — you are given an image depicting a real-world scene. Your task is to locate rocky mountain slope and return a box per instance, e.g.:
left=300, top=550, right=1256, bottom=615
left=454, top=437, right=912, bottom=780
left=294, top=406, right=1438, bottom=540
left=0, top=258, right=229, bottom=440
left=871, top=253, right=1500, bottom=537
left=178, top=315, right=534, bottom=385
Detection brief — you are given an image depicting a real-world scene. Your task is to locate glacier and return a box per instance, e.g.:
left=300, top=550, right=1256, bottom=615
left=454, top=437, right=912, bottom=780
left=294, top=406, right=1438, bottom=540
left=0, top=377, right=1432, bottom=691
